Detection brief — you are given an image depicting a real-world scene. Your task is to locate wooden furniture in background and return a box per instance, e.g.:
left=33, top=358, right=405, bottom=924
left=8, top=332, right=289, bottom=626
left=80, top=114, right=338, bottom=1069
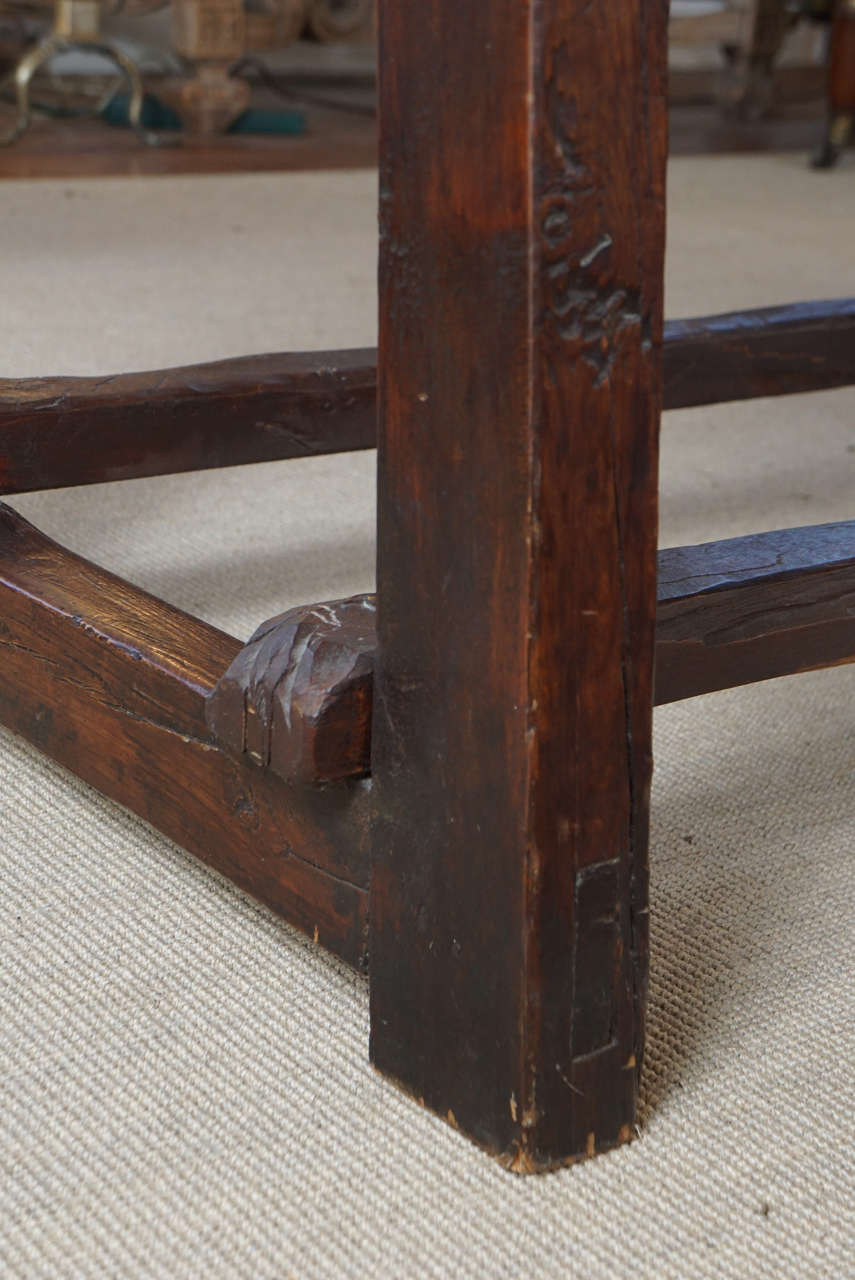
left=0, top=0, right=160, bottom=144
left=0, top=0, right=373, bottom=141
left=1, top=0, right=853, bottom=1171
left=815, top=0, right=855, bottom=164
left=713, top=0, right=855, bottom=164
left=726, top=0, right=796, bottom=117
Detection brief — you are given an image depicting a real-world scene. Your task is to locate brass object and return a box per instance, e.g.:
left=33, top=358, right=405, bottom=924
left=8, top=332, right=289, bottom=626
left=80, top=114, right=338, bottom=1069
left=0, top=0, right=168, bottom=145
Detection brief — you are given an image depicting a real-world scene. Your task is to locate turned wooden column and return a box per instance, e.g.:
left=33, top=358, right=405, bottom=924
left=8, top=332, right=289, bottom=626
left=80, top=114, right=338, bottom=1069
left=369, top=0, right=668, bottom=1171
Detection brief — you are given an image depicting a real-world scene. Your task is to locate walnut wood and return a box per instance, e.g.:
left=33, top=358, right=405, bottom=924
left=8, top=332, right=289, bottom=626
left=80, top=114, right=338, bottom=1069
left=2, top=299, right=853, bottom=495
left=206, top=595, right=375, bottom=785
left=368, top=0, right=668, bottom=1171
left=209, top=521, right=855, bottom=784
left=0, top=350, right=376, bottom=496
left=0, top=503, right=368, bottom=966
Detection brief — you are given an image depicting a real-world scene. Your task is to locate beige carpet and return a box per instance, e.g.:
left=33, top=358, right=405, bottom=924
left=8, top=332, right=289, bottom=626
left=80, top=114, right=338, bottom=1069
left=1, top=155, right=853, bottom=1279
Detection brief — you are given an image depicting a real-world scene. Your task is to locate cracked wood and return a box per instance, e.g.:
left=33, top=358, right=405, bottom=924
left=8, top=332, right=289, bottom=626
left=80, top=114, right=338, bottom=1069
left=0, top=350, right=376, bottom=495
left=655, top=521, right=855, bottom=702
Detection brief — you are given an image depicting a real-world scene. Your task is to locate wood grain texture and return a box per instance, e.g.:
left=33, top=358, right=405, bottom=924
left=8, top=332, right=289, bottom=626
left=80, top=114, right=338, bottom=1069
left=0, top=504, right=368, bottom=966
left=0, top=350, right=376, bottom=496
left=661, top=298, right=855, bottom=409
left=655, top=521, right=855, bottom=703
left=206, top=595, right=376, bottom=785
left=210, top=520, right=855, bottom=780
left=369, top=0, right=668, bottom=1170
left=2, top=299, right=852, bottom=495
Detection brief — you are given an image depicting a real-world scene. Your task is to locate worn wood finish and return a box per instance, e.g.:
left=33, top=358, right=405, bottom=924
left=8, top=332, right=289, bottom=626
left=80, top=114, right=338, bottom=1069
left=210, top=521, right=855, bottom=783
left=0, top=503, right=369, bottom=966
left=3, top=299, right=853, bottom=496
left=206, top=595, right=376, bottom=785
left=1, top=0, right=851, bottom=1181
left=656, top=521, right=855, bottom=703
left=661, top=299, right=855, bottom=409
left=814, top=0, right=855, bottom=167
left=0, top=350, right=376, bottom=496
left=368, top=0, right=668, bottom=1170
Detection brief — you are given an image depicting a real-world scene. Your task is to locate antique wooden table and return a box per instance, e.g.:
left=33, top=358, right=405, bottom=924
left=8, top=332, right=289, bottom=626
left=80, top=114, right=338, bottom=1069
left=1, top=0, right=853, bottom=1172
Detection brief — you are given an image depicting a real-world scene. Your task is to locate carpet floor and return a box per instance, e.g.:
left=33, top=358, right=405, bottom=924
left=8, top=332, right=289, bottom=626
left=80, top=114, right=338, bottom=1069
left=1, top=154, right=853, bottom=1278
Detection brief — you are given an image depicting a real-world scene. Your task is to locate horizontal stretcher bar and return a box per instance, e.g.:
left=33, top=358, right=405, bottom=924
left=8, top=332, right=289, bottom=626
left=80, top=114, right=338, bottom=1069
left=0, top=503, right=370, bottom=968
left=0, top=504, right=851, bottom=960
left=1, top=297, right=853, bottom=495
left=203, top=520, right=855, bottom=784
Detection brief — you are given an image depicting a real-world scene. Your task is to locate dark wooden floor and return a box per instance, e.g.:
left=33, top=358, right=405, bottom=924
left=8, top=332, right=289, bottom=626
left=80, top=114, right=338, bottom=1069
left=670, top=102, right=826, bottom=156
left=0, top=103, right=378, bottom=179
left=0, top=86, right=830, bottom=180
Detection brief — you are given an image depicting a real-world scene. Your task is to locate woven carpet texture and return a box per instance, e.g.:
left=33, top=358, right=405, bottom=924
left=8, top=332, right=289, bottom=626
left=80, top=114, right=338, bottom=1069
left=0, top=155, right=853, bottom=1278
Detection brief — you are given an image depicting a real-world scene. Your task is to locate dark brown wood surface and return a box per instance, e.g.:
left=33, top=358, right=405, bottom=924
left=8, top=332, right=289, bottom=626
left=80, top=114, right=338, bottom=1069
left=3, top=502, right=845, bottom=981
left=661, top=299, right=855, bottom=409
left=0, top=503, right=369, bottom=966
left=369, top=0, right=668, bottom=1170
left=205, top=523, right=855, bottom=783
left=829, top=0, right=855, bottom=114
left=2, top=299, right=853, bottom=496
left=206, top=595, right=375, bottom=784
left=655, top=521, right=855, bottom=703
left=0, top=350, right=376, bottom=495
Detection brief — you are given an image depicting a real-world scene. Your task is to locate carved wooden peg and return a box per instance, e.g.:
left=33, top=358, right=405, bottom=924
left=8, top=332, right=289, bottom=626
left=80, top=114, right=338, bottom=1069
left=205, top=594, right=377, bottom=786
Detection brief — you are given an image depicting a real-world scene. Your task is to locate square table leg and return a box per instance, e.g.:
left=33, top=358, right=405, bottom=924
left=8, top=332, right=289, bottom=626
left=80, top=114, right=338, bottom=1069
left=370, top=0, right=669, bottom=1170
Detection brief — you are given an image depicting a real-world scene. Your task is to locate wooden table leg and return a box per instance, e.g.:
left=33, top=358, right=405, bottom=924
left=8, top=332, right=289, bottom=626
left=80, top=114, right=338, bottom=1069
left=723, top=0, right=794, bottom=120
left=369, top=0, right=668, bottom=1171
left=814, top=0, right=855, bottom=168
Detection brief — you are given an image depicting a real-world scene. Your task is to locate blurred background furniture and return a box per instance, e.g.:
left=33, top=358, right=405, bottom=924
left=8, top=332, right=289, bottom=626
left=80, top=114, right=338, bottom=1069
left=671, top=0, right=853, bottom=162
left=0, top=0, right=850, bottom=167
left=0, top=0, right=159, bottom=143
left=0, top=0, right=374, bottom=140
left=814, top=0, right=855, bottom=164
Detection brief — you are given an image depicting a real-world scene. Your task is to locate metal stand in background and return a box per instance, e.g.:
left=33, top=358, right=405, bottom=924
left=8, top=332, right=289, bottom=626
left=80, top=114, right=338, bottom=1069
left=0, top=0, right=168, bottom=145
